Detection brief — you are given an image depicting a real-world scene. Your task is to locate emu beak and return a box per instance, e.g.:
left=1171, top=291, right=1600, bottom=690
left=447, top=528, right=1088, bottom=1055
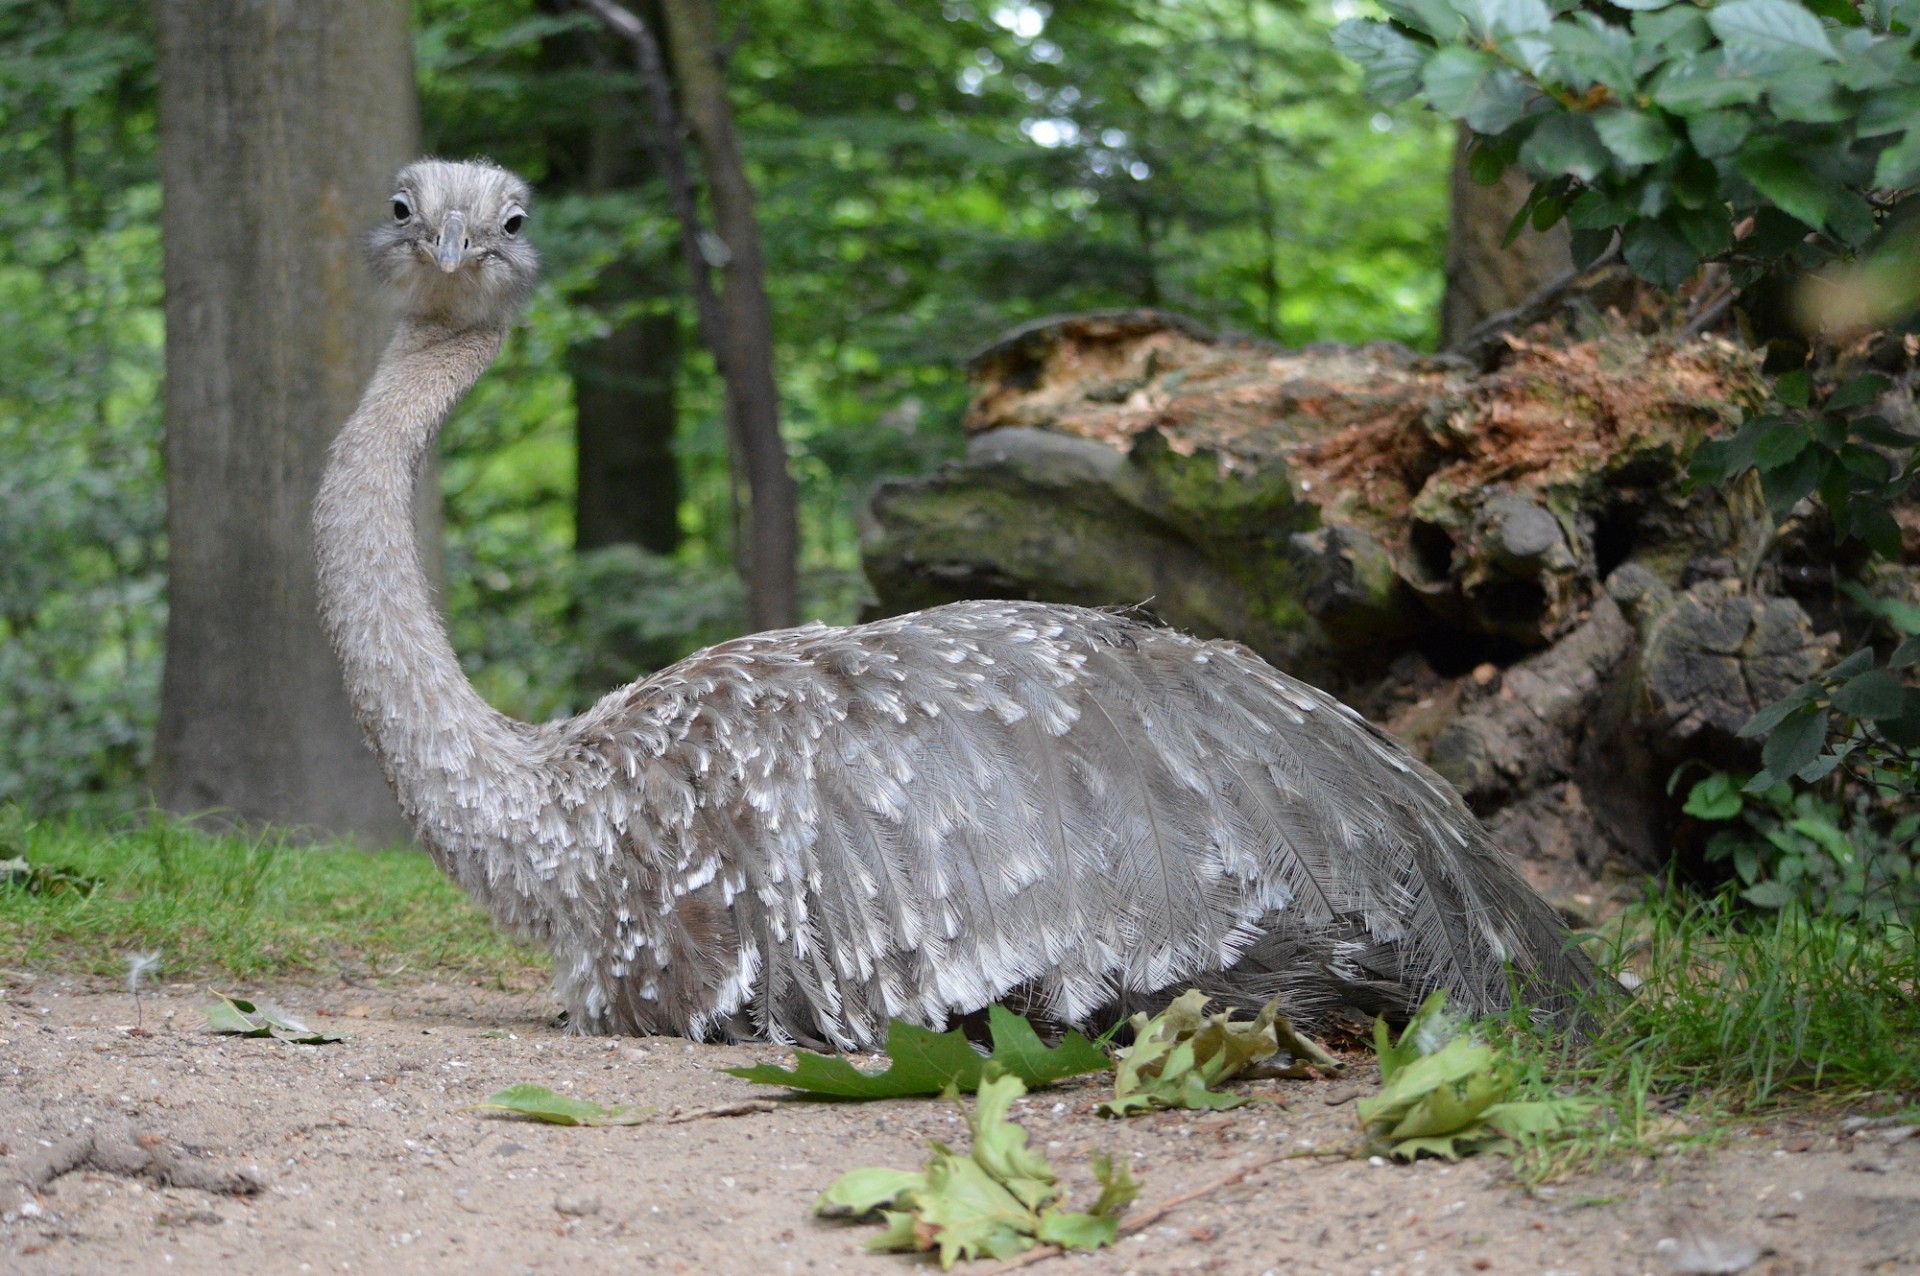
left=434, top=211, right=468, bottom=273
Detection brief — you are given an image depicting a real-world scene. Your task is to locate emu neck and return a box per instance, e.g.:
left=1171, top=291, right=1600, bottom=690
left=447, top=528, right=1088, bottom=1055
left=315, top=319, right=525, bottom=833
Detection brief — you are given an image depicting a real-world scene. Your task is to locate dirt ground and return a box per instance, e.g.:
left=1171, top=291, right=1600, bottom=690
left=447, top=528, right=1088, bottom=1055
left=2, top=972, right=1916, bottom=1276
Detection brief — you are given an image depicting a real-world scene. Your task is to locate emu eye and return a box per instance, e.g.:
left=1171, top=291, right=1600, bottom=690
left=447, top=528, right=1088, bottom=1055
left=392, top=197, right=412, bottom=222
left=502, top=212, right=525, bottom=236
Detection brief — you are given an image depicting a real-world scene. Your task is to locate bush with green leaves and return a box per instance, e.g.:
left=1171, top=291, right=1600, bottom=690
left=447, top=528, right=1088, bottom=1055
left=1685, top=771, right=1920, bottom=920
left=1334, top=0, right=1920, bottom=288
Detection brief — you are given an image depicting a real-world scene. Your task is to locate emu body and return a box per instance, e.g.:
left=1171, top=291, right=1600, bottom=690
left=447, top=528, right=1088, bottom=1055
left=316, top=159, right=1588, bottom=1048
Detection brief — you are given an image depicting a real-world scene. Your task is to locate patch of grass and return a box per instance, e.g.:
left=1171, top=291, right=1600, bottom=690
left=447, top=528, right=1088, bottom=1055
left=1497, top=886, right=1919, bottom=1179
left=0, top=807, right=545, bottom=985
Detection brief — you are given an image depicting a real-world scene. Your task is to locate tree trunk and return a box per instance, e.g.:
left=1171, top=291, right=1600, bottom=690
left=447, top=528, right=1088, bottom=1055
left=658, top=0, right=799, bottom=631
left=153, top=0, right=420, bottom=841
left=572, top=301, right=683, bottom=554
left=1440, top=126, right=1573, bottom=348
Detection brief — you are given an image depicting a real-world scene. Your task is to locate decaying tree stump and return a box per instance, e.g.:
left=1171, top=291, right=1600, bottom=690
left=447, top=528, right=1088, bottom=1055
left=862, top=309, right=1844, bottom=906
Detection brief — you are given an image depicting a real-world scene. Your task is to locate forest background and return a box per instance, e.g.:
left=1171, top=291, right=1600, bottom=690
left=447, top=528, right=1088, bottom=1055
left=1, top=0, right=1461, bottom=820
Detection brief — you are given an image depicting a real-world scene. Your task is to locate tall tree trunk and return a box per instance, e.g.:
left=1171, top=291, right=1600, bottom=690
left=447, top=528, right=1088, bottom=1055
left=153, top=0, right=420, bottom=840
left=534, top=0, right=686, bottom=558
left=572, top=300, right=683, bottom=554
left=657, top=0, right=798, bottom=631
left=1440, top=126, right=1573, bottom=348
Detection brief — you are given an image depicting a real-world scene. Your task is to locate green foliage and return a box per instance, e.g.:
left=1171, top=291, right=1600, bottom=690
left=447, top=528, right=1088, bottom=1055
left=471, top=1083, right=653, bottom=1126
left=1358, top=992, right=1590, bottom=1161
left=0, top=808, right=543, bottom=980
left=1099, top=989, right=1341, bottom=1116
left=815, top=1071, right=1134, bottom=1267
left=1690, top=370, right=1920, bottom=554
left=727, top=1003, right=1110, bottom=1098
left=202, top=994, right=343, bottom=1045
left=1531, top=887, right=1920, bottom=1118
left=1682, top=367, right=1918, bottom=919
left=1686, top=773, right=1920, bottom=921
left=0, top=1, right=163, bottom=813
left=1336, top=0, right=1916, bottom=286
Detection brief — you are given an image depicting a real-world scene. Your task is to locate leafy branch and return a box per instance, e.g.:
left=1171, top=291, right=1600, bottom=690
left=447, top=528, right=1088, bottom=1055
left=1335, top=0, right=1917, bottom=288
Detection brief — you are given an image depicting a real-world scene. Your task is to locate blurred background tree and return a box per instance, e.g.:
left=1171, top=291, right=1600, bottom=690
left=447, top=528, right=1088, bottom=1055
left=0, top=0, right=1449, bottom=823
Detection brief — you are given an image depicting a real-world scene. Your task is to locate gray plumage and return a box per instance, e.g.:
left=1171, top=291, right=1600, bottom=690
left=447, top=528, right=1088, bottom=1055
left=316, top=159, right=1590, bottom=1049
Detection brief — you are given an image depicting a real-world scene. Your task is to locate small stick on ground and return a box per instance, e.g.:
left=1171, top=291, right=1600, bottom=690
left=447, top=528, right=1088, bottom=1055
left=15, top=1126, right=264, bottom=1196
left=665, top=1099, right=777, bottom=1124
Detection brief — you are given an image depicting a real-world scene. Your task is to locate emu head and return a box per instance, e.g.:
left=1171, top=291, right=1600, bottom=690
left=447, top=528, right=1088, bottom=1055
left=368, top=158, right=538, bottom=329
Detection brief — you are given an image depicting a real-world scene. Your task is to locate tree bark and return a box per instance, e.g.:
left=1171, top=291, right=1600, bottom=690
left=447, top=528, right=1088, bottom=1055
left=572, top=301, right=684, bottom=554
left=580, top=0, right=800, bottom=631
left=153, top=0, right=419, bottom=840
left=657, top=0, right=798, bottom=630
left=531, top=5, right=687, bottom=559
left=1439, top=126, right=1573, bottom=348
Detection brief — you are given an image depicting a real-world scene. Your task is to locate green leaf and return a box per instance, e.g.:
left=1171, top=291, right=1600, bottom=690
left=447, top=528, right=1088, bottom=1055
left=728, top=1004, right=1110, bottom=1098
left=1849, top=415, right=1920, bottom=447
left=1355, top=996, right=1570, bottom=1163
left=1636, top=5, right=1713, bottom=53
left=1707, top=0, right=1839, bottom=72
left=1085, top=1151, right=1139, bottom=1219
left=1833, top=669, right=1911, bottom=720
left=1422, top=46, right=1533, bottom=133
left=1332, top=21, right=1432, bottom=107
left=1622, top=217, right=1702, bottom=288
left=1767, top=68, right=1848, bottom=122
left=1891, top=636, right=1920, bottom=669
left=1547, top=16, right=1638, bottom=97
left=815, top=1166, right=926, bottom=1217
left=1593, top=109, right=1676, bottom=165
left=1852, top=503, right=1904, bottom=558
left=1761, top=704, right=1831, bottom=781
left=1686, top=109, right=1752, bottom=158
left=1760, top=447, right=1824, bottom=520
left=1378, top=0, right=1469, bottom=39
left=1567, top=188, right=1634, bottom=229
left=1683, top=772, right=1746, bottom=820
left=1035, top=1210, right=1119, bottom=1251
left=470, top=1083, right=652, bottom=1127
left=1734, top=138, right=1835, bottom=230
left=1873, top=128, right=1920, bottom=187
left=203, top=994, right=343, bottom=1045
left=1827, top=373, right=1891, bottom=410
left=815, top=1073, right=1129, bottom=1266
left=1774, top=368, right=1812, bottom=408
left=969, top=1071, right=1059, bottom=1209
left=1752, top=419, right=1810, bottom=470
left=1740, top=681, right=1822, bottom=737
left=1742, top=879, right=1798, bottom=908
left=1520, top=114, right=1611, bottom=181
left=1099, top=989, right=1338, bottom=1117
left=1651, top=52, right=1766, bottom=112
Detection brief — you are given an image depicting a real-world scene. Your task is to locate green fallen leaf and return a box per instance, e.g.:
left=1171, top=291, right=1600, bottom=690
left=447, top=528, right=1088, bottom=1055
left=469, top=1083, right=652, bottom=1127
left=1357, top=992, right=1590, bottom=1161
left=1100, top=990, right=1340, bottom=1116
left=203, top=994, right=342, bottom=1045
left=728, top=1004, right=1109, bottom=1098
left=815, top=1071, right=1131, bottom=1268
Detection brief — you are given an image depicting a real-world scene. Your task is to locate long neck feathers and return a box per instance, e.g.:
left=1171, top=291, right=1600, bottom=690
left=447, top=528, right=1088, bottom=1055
left=315, top=319, right=528, bottom=832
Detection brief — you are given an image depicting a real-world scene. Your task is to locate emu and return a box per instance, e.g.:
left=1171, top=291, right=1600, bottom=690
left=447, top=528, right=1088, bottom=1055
left=315, top=158, right=1589, bottom=1049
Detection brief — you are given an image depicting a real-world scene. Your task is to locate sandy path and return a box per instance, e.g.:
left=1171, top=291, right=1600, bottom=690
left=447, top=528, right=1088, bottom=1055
left=2, top=972, right=1915, bottom=1274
